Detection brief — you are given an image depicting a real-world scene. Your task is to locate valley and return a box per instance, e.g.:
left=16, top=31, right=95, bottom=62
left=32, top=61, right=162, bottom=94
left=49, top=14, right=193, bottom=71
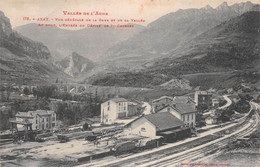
left=0, top=1, right=260, bottom=167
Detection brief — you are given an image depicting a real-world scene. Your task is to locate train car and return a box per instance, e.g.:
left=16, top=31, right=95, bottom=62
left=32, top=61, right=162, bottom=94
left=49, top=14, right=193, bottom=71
left=112, top=141, right=136, bottom=154
left=57, top=134, right=70, bottom=143
left=85, top=134, right=98, bottom=141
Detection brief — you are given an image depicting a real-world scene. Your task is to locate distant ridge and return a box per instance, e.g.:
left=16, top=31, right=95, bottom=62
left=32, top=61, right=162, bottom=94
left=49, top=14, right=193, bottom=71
left=101, top=1, right=258, bottom=70
left=15, top=23, right=145, bottom=61
left=90, top=11, right=260, bottom=89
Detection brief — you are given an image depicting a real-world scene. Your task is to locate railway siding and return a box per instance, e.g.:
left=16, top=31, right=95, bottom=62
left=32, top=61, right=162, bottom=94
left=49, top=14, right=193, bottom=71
left=87, top=102, right=258, bottom=167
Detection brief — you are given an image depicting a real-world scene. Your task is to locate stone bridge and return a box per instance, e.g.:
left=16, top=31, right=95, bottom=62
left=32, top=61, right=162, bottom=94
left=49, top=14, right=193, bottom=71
left=54, top=83, right=94, bottom=93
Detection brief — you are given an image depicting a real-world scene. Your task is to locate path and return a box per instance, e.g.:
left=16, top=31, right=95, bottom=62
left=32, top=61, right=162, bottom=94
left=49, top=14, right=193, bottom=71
left=218, top=95, right=232, bottom=109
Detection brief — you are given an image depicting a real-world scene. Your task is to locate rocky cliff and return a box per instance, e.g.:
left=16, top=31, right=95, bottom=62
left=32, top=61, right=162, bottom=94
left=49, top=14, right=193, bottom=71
left=0, top=11, right=69, bottom=84
left=56, top=52, right=95, bottom=77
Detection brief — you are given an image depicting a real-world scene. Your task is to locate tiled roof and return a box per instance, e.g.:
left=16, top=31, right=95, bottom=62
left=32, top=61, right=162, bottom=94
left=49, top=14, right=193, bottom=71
left=9, top=120, right=32, bottom=125
left=155, top=103, right=197, bottom=115
left=174, top=103, right=197, bottom=114
left=16, top=110, right=55, bottom=117
left=28, top=110, right=54, bottom=116
left=144, top=112, right=185, bottom=131
left=15, top=112, right=34, bottom=118
left=152, top=96, right=174, bottom=103
left=110, top=97, right=128, bottom=103
left=34, top=110, right=53, bottom=116
left=174, top=96, right=195, bottom=104
left=154, top=104, right=174, bottom=113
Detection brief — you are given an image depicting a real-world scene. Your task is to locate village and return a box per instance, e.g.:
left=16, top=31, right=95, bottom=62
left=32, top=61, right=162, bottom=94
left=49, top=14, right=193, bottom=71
left=0, top=1, right=260, bottom=166
left=0, top=82, right=257, bottom=166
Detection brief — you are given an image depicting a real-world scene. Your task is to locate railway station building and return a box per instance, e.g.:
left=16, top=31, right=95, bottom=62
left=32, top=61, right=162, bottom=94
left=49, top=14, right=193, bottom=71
left=126, top=112, right=191, bottom=142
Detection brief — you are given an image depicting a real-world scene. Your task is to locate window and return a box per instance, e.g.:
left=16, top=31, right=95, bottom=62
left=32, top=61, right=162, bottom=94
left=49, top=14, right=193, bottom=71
left=108, top=102, right=110, bottom=105
left=46, top=118, right=49, bottom=122
left=107, top=106, right=110, bottom=111
left=167, top=107, right=171, bottom=112
left=46, top=124, right=48, bottom=128
left=192, top=114, right=194, bottom=120
left=52, top=123, right=55, bottom=127
left=118, top=112, right=126, bottom=118
left=187, top=115, right=189, bottom=121
left=124, top=106, right=126, bottom=111
left=182, top=115, right=185, bottom=122
left=42, top=124, right=44, bottom=130
left=53, top=117, right=55, bottom=121
left=42, top=118, right=44, bottom=122
left=36, top=126, right=38, bottom=129
left=141, top=128, right=146, bottom=132
left=36, top=119, right=37, bottom=124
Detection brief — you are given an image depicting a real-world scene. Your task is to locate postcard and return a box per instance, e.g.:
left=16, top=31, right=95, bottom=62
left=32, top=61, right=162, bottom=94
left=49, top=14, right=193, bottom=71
left=0, top=0, right=259, bottom=167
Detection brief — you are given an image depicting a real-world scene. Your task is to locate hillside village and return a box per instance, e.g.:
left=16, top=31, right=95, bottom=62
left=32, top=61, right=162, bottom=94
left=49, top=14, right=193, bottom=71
left=0, top=1, right=260, bottom=166
left=1, top=82, right=257, bottom=165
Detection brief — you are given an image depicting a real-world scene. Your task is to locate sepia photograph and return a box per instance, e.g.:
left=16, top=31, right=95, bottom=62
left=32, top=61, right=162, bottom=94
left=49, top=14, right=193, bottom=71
left=0, top=0, right=259, bottom=166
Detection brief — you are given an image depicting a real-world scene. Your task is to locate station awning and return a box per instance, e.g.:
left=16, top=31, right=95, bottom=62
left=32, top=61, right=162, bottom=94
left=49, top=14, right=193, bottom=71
left=9, top=120, right=32, bottom=125
left=158, top=127, right=190, bottom=135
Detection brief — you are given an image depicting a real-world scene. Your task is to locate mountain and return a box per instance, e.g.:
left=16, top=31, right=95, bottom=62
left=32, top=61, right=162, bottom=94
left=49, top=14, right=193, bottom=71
left=102, top=2, right=258, bottom=69
left=90, top=11, right=260, bottom=90
left=0, top=11, right=69, bottom=84
left=150, top=11, right=260, bottom=73
left=56, top=52, right=95, bottom=77
left=15, top=23, right=145, bottom=61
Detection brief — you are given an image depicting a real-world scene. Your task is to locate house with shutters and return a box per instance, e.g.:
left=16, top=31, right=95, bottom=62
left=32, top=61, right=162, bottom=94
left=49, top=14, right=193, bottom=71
left=155, top=103, right=197, bottom=127
left=15, top=110, right=56, bottom=130
left=101, top=97, right=140, bottom=124
left=194, top=91, right=213, bottom=111
left=152, top=96, right=175, bottom=113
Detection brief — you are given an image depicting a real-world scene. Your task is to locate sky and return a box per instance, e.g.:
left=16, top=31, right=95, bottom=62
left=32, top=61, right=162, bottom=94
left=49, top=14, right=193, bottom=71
left=0, top=0, right=259, bottom=29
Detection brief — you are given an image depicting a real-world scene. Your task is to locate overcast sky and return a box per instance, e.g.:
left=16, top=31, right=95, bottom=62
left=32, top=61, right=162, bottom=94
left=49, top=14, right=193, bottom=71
left=0, top=0, right=259, bottom=29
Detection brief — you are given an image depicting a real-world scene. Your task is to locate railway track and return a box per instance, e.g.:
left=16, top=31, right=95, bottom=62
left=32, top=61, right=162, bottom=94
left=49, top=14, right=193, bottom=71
left=138, top=106, right=259, bottom=167
left=82, top=103, right=259, bottom=167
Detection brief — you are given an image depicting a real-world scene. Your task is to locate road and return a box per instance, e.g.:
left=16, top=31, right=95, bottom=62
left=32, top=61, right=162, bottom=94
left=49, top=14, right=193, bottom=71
left=78, top=102, right=259, bottom=167
left=218, top=95, right=232, bottom=109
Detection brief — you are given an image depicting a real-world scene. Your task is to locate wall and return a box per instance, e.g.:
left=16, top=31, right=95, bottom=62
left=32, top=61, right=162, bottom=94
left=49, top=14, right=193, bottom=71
left=130, top=117, right=156, bottom=137
left=157, top=107, right=182, bottom=120
left=101, top=100, right=117, bottom=124
left=181, top=113, right=196, bottom=127
left=128, top=104, right=138, bottom=117
left=15, top=111, right=56, bottom=130
left=152, top=97, right=174, bottom=112
left=117, top=102, right=128, bottom=118
left=195, top=92, right=212, bottom=110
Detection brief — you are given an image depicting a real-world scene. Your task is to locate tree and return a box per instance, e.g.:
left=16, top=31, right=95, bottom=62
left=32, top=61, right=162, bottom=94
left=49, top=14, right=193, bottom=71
left=61, top=92, right=72, bottom=101
left=195, top=113, right=206, bottom=127
left=37, top=98, right=50, bottom=110
left=1, top=91, right=6, bottom=102
left=34, top=85, right=58, bottom=99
